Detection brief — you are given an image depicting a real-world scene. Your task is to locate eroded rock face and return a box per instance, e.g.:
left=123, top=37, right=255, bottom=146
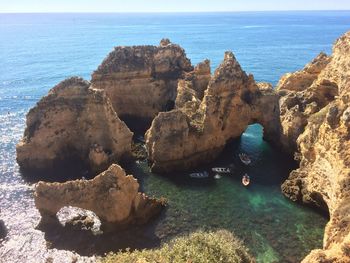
left=146, top=52, right=281, bottom=172
left=281, top=31, right=350, bottom=262
left=35, top=164, right=165, bottom=230
left=91, top=39, right=193, bottom=122
left=277, top=49, right=337, bottom=153
left=16, top=77, right=133, bottom=174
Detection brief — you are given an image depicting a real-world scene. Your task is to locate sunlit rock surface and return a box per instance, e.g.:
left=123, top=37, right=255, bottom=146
left=35, top=164, right=165, bottom=230
left=91, top=39, right=193, bottom=121
left=16, top=77, right=133, bottom=175
left=146, top=52, right=281, bottom=172
left=281, top=31, right=350, bottom=262
left=277, top=51, right=336, bottom=153
left=11, top=32, right=350, bottom=262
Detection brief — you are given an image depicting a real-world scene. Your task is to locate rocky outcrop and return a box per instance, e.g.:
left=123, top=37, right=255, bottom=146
left=35, top=164, right=165, bottom=230
left=281, top=31, right=350, bottom=262
left=16, top=77, right=133, bottom=174
left=277, top=52, right=336, bottom=153
left=146, top=52, right=281, bottom=172
left=91, top=39, right=193, bottom=122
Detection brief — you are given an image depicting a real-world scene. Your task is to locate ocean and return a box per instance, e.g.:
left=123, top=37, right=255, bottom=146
left=0, top=11, right=349, bottom=263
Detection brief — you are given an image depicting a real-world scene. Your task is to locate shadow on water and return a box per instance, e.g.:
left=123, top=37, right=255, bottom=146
left=20, top=159, right=91, bottom=184
left=38, top=219, right=162, bottom=256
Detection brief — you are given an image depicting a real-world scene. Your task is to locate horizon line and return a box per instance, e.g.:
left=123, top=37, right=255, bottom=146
left=1, top=9, right=350, bottom=14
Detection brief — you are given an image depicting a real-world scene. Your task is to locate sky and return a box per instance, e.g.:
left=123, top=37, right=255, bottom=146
left=1, top=0, right=350, bottom=13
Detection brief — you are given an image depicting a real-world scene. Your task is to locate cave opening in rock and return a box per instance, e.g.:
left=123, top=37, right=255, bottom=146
left=235, top=123, right=297, bottom=186
left=164, top=100, right=175, bottom=112
left=20, top=146, right=93, bottom=183
left=120, top=115, right=153, bottom=138
left=56, top=206, right=101, bottom=232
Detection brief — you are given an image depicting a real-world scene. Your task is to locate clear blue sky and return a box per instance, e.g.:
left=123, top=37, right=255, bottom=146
left=1, top=0, right=350, bottom=13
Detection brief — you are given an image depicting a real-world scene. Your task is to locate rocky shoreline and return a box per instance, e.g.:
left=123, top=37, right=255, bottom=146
left=15, top=32, right=350, bottom=262
left=280, top=31, right=350, bottom=262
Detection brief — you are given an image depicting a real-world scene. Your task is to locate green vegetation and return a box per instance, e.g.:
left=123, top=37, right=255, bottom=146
left=101, top=230, right=254, bottom=263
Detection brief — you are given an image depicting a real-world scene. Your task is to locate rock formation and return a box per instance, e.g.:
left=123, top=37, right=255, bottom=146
left=91, top=39, right=193, bottom=124
left=35, top=164, right=165, bottom=231
left=276, top=52, right=335, bottom=153
left=281, top=31, right=350, bottom=262
left=15, top=33, right=350, bottom=261
left=16, top=77, right=133, bottom=175
left=146, top=52, right=281, bottom=172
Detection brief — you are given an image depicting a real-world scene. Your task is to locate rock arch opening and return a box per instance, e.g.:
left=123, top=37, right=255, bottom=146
left=237, top=124, right=297, bottom=186
left=56, top=206, right=101, bottom=232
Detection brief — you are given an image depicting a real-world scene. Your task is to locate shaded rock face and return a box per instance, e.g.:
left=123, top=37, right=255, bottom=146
left=146, top=52, right=281, bottom=172
left=35, top=164, right=164, bottom=231
left=91, top=40, right=193, bottom=126
left=16, top=77, right=133, bottom=175
left=0, top=217, right=5, bottom=240
left=281, top=31, right=350, bottom=262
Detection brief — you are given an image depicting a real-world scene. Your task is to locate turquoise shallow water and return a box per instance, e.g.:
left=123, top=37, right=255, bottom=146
left=0, top=11, right=348, bottom=262
left=127, top=125, right=327, bottom=263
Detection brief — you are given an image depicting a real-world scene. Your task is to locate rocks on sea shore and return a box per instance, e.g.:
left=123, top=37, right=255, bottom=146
left=15, top=32, right=350, bottom=261
left=35, top=164, right=165, bottom=231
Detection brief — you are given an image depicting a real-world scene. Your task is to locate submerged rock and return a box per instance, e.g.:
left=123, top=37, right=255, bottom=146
left=91, top=39, right=193, bottom=122
left=34, top=164, right=165, bottom=231
left=16, top=77, right=133, bottom=175
left=281, top=31, right=350, bottom=262
left=146, top=51, right=281, bottom=172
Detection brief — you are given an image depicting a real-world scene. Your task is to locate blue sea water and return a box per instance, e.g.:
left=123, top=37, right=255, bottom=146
left=0, top=11, right=349, bottom=262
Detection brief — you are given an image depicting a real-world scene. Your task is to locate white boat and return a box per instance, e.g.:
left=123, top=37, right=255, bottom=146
left=189, top=171, right=209, bottom=179
left=242, top=174, right=250, bottom=186
left=211, top=167, right=231, bottom=173
left=239, top=153, right=251, bottom=165
left=214, top=174, right=222, bottom=179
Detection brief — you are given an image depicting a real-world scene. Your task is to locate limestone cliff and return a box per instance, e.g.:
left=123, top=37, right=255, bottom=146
left=91, top=39, right=193, bottom=122
left=146, top=52, right=281, bottom=172
left=16, top=77, right=133, bottom=174
left=35, top=164, right=165, bottom=230
left=281, top=31, right=350, bottom=262
left=277, top=51, right=336, bottom=153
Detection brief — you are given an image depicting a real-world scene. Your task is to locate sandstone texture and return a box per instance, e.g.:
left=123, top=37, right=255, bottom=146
left=91, top=39, right=193, bottom=121
left=281, top=31, right=350, bottom=262
left=277, top=52, right=336, bottom=153
left=16, top=77, right=133, bottom=174
left=35, top=164, right=165, bottom=230
left=146, top=52, right=281, bottom=172
left=15, top=33, right=350, bottom=261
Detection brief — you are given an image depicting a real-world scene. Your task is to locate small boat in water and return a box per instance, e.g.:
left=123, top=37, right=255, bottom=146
left=214, top=174, right=222, bottom=179
left=211, top=167, right=231, bottom=173
left=239, top=153, right=251, bottom=165
left=242, top=174, right=250, bottom=186
left=189, top=171, right=209, bottom=179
